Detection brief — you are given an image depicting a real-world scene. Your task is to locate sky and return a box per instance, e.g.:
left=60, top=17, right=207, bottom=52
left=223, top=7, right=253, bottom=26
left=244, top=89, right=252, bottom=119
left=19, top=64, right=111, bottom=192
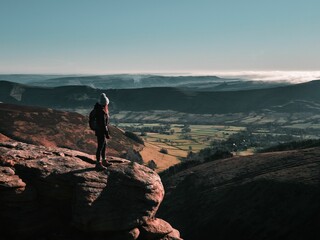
left=0, top=0, right=320, bottom=74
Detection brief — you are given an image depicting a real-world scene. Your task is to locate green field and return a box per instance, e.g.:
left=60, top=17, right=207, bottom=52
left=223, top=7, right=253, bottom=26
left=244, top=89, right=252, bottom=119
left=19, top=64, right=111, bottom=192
left=117, top=123, right=247, bottom=158
left=113, top=110, right=320, bottom=163
left=116, top=114, right=320, bottom=161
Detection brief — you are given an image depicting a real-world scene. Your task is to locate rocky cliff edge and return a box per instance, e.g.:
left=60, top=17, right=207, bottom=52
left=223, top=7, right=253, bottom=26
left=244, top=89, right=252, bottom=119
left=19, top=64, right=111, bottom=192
left=0, top=141, right=182, bottom=240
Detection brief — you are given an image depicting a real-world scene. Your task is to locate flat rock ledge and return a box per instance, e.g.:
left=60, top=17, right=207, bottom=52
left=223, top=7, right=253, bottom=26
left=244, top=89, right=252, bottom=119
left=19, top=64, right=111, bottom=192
left=0, top=141, right=182, bottom=240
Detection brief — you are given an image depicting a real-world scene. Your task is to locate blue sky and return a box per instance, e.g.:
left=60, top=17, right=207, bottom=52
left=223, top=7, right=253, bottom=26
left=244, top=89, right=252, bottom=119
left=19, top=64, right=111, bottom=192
left=0, top=0, right=319, bottom=74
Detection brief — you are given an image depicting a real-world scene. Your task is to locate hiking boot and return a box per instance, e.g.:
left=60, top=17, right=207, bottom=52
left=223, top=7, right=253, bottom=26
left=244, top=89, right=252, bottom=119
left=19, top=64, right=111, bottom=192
left=95, top=162, right=106, bottom=171
left=102, top=159, right=112, bottom=167
left=106, top=133, right=111, bottom=139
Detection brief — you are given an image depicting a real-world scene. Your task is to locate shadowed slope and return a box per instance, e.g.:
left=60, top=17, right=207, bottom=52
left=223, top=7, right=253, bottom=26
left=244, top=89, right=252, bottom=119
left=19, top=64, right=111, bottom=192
left=158, top=148, right=320, bottom=240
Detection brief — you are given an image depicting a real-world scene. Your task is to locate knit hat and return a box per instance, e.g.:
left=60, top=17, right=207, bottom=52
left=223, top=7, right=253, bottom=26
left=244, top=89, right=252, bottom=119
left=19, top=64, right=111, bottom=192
left=99, top=93, right=109, bottom=106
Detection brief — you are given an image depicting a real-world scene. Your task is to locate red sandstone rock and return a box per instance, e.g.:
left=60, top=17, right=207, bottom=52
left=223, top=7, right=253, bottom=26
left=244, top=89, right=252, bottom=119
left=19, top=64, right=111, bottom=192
left=0, top=166, right=25, bottom=192
left=139, top=218, right=175, bottom=240
left=160, top=229, right=182, bottom=240
left=0, top=141, right=170, bottom=239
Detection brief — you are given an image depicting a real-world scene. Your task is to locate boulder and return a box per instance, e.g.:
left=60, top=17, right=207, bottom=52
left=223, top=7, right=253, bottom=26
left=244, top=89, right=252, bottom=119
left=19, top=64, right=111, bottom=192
left=160, top=229, right=182, bottom=240
left=0, top=141, right=170, bottom=239
left=139, top=218, right=182, bottom=240
left=139, top=218, right=174, bottom=240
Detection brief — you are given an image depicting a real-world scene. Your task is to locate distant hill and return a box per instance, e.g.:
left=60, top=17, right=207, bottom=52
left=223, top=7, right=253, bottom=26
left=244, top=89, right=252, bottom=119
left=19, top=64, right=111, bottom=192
left=1, top=80, right=320, bottom=114
left=157, top=147, right=320, bottom=240
left=1, top=74, right=290, bottom=91
left=0, top=74, right=73, bottom=84
left=0, top=103, right=142, bottom=156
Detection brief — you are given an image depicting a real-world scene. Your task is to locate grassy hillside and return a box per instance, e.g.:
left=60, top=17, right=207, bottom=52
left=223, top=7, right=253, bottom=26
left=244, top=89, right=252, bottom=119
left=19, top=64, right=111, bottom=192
left=157, top=147, right=320, bottom=240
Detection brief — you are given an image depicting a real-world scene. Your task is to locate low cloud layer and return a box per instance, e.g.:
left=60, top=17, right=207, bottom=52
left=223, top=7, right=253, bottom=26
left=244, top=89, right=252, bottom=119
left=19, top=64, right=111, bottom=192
left=183, top=71, right=320, bottom=83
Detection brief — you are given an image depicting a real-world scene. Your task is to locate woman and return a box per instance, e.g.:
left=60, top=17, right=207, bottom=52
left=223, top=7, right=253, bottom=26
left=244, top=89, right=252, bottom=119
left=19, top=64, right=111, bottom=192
left=94, top=93, right=111, bottom=170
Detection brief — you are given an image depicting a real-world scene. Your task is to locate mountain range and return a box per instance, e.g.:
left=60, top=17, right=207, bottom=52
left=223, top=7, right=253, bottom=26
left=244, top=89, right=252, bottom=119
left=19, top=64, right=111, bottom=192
left=1, top=79, right=320, bottom=115
left=0, top=74, right=290, bottom=91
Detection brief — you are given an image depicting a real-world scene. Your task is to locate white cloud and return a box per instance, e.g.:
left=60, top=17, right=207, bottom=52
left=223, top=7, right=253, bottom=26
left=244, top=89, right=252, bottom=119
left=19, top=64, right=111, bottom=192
left=161, top=71, right=320, bottom=83
left=217, top=71, right=320, bottom=83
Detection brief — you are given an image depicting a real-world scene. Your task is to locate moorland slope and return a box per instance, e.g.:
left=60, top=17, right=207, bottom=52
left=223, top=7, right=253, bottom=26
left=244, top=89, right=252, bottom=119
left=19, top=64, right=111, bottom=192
left=0, top=103, right=141, bottom=156
left=158, top=147, right=320, bottom=240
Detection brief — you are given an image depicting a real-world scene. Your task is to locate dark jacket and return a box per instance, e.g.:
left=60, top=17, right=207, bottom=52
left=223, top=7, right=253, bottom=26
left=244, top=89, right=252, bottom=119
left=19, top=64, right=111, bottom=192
left=94, top=103, right=109, bottom=136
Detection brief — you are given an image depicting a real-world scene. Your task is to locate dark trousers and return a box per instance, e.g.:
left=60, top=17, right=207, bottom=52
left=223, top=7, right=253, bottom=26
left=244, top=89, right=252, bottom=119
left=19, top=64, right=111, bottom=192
left=96, top=134, right=107, bottom=162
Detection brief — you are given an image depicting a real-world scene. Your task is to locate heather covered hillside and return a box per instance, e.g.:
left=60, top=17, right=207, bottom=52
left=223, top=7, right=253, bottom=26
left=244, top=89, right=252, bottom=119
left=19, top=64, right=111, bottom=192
left=157, top=147, right=320, bottom=240
left=0, top=103, right=142, bottom=156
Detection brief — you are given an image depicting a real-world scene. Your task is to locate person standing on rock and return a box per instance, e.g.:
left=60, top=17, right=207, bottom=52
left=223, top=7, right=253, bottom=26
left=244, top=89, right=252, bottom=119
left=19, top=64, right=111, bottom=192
left=90, top=93, right=111, bottom=170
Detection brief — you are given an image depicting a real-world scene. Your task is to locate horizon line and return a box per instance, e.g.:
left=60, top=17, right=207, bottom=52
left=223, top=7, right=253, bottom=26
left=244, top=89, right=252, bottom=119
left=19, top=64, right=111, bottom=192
left=1, top=70, right=320, bottom=75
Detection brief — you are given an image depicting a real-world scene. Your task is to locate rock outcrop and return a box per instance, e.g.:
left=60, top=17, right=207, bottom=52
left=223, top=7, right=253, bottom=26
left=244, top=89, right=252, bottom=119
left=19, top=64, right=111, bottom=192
left=0, top=141, right=182, bottom=240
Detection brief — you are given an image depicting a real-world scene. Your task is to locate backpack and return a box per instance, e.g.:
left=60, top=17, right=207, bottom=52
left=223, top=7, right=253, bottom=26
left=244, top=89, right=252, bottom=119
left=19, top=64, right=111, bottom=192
left=89, top=108, right=97, bottom=131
